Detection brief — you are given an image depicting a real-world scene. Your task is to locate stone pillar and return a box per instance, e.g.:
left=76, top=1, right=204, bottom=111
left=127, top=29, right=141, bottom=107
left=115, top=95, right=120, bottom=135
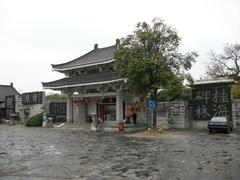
left=116, top=91, right=123, bottom=122
left=79, top=100, right=86, bottom=123
left=66, top=94, right=73, bottom=123
left=73, top=99, right=86, bottom=123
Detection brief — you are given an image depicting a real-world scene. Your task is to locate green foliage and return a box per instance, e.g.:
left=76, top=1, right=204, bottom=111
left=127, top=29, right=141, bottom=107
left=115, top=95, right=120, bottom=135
left=55, top=116, right=66, bottom=122
left=158, top=87, right=192, bottom=102
left=25, top=113, right=66, bottom=127
left=46, top=93, right=65, bottom=100
left=232, top=84, right=240, bottom=99
left=48, top=114, right=66, bottom=123
left=25, top=113, right=43, bottom=127
left=104, top=106, right=115, bottom=115
left=114, top=17, right=198, bottom=100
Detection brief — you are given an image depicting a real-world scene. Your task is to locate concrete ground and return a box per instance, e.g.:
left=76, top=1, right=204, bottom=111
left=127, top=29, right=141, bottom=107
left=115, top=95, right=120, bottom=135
left=0, top=125, right=240, bottom=180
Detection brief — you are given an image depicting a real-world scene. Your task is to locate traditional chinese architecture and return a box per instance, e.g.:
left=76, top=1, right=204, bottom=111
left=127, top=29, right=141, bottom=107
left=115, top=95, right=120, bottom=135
left=42, top=40, right=144, bottom=128
left=192, top=78, right=235, bottom=129
left=0, top=83, right=21, bottom=119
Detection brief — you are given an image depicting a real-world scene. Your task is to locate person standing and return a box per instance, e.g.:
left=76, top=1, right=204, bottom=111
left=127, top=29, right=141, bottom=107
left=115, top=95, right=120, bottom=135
left=132, top=112, right=137, bottom=124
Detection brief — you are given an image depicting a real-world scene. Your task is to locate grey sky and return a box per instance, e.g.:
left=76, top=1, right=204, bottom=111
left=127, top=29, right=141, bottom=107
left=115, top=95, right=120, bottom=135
left=1, top=0, right=240, bottom=93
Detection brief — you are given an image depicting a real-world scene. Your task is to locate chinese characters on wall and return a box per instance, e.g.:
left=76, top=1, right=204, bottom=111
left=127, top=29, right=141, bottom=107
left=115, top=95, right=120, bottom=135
left=192, top=86, right=232, bottom=120
left=22, top=92, right=43, bottom=105
left=50, top=102, right=66, bottom=115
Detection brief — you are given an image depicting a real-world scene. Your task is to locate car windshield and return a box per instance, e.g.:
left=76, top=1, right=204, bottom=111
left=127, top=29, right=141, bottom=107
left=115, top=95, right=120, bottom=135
left=210, top=117, right=227, bottom=122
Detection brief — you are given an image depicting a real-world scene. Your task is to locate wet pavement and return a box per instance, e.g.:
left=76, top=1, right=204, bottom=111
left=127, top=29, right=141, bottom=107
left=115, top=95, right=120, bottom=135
left=0, top=126, right=240, bottom=180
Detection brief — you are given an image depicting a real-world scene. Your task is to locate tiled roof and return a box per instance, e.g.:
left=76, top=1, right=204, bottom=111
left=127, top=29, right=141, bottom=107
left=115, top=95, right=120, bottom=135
left=194, top=78, right=235, bottom=86
left=42, top=72, right=123, bottom=89
left=0, top=84, right=20, bottom=99
left=52, top=45, right=116, bottom=71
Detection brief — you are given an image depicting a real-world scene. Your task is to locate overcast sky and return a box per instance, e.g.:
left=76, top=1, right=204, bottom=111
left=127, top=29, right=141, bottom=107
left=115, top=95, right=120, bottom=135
left=1, top=0, right=240, bottom=93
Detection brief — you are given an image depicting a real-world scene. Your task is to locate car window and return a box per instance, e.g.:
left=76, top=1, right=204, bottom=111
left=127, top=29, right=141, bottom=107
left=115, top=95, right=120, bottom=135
left=210, top=117, right=227, bottom=122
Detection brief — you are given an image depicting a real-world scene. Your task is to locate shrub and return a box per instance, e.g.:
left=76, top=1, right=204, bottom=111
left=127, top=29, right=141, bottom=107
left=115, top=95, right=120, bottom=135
left=56, top=116, right=66, bottom=123
left=47, top=114, right=56, bottom=123
left=48, top=114, right=66, bottom=123
left=25, top=113, right=43, bottom=127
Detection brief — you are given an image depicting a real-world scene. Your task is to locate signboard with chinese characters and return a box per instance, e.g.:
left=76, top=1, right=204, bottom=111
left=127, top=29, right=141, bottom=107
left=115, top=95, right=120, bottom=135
left=5, top=95, right=15, bottom=119
left=22, top=92, right=43, bottom=105
left=192, top=86, right=232, bottom=120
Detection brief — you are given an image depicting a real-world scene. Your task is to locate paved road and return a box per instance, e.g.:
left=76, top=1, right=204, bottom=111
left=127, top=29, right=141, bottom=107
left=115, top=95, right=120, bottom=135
left=0, top=126, right=240, bottom=180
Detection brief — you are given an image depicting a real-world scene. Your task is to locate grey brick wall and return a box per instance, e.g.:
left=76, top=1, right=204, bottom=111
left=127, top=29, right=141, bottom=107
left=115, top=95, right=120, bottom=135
left=156, top=99, right=240, bottom=129
left=232, top=99, right=240, bottom=128
left=157, top=101, right=190, bottom=129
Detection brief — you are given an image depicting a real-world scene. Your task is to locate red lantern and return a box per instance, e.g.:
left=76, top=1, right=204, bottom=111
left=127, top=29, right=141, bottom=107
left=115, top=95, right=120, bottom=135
left=96, top=98, right=101, bottom=104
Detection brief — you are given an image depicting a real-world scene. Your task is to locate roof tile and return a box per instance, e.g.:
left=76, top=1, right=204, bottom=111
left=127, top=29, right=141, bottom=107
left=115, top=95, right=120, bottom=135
left=42, top=72, right=121, bottom=89
left=52, top=45, right=116, bottom=70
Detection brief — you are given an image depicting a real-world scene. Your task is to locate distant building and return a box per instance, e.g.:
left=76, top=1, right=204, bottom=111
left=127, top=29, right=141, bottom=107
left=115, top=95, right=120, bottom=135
left=0, top=83, right=21, bottom=119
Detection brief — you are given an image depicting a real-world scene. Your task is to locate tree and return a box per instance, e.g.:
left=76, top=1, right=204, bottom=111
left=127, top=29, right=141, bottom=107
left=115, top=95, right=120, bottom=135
left=46, top=93, right=65, bottom=100
left=232, top=84, right=240, bottom=99
left=158, top=87, right=192, bottom=102
left=158, top=74, right=194, bottom=102
left=206, top=43, right=240, bottom=81
left=206, top=43, right=240, bottom=99
left=114, top=18, right=198, bottom=128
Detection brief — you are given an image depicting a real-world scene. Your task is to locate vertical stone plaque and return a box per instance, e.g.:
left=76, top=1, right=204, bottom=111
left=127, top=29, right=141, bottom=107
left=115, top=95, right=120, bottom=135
left=192, top=85, right=232, bottom=121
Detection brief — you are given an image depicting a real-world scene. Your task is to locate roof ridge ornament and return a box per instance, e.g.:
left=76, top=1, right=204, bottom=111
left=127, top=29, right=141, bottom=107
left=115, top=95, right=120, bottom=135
left=115, top=39, right=120, bottom=49
left=94, top=44, right=98, bottom=51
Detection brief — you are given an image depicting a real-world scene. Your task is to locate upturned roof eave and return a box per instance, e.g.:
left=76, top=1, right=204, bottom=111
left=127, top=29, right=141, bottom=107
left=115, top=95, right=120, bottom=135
left=52, top=59, right=115, bottom=72
left=51, top=50, right=94, bottom=69
left=42, top=78, right=126, bottom=90
left=51, top=44, right=116, bottom=71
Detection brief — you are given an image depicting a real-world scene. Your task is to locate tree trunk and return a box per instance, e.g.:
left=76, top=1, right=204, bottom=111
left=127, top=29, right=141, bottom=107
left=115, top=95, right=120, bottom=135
left=151, top=89, right=158, bottom=129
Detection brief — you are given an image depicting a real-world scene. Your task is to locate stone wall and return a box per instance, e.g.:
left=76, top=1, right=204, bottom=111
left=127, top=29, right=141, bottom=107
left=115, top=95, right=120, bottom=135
left=156, top=103, right=169, bottom=129
left=192, top=99, right=240, bottom=129
left=136, top=111, right=148, bottom=124
left=29, top=104, right=44, bottom=117
left=232, top=99, right=240, bottom=128
left=19, top=92, right=45, bottom=120
left=156, top=99, right=240, bottom=130
left=157, top=101, right=190, bottom=129
left=15, top=95, right=22, bottom=114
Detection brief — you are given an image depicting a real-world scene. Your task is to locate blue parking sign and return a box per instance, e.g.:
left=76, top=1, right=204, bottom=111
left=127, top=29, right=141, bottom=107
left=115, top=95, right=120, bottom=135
left=148, top=100, right=157, bottom=110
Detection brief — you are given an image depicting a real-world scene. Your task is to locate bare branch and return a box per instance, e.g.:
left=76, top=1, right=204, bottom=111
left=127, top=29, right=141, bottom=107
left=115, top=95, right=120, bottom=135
left=206, top=43, right=240, bottom=80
